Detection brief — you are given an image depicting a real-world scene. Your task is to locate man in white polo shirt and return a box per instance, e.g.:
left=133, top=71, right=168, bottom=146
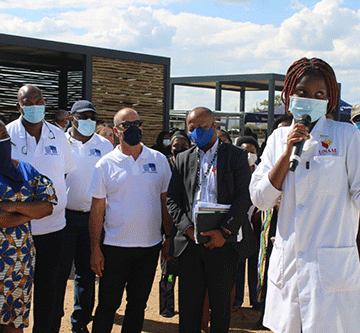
left=52, top=101, right=113, bottom=333
left=89, top=107, right=172, bottom=333
left=6, top=84, right=75, bottom=333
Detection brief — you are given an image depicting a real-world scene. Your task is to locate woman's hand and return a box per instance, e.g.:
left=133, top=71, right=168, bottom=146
left=285, top=122, right=310, bottom=154
left=0, top=210, right=30, bottom=228
left=1, top=201, right=53, bottom=219
left=268, top=122, right=310, bottom=191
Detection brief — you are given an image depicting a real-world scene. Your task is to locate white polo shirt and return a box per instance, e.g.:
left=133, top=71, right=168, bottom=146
left=88, top=144, right=171, bottom=248
left=65, top=132, right=113, bottom=212
left=7, top=117, right=75, bottom=235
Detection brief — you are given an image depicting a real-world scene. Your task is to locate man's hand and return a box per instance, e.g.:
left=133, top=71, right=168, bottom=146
left=90, top=247, right=105, bottom=277
left=202, top=229, right=226, bottom=250
left=185, top=226, right=195, bottom=241
left=162, top=238, right=171, bottom=261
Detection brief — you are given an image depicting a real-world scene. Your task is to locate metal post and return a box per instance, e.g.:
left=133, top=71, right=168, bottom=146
left=82, top=54, right=93, bottom=101
left=58, top=67, right=68, bottom=109
left=215, top=81, right=222, bottom=111
left=240, top=89, right=245, bottom=136
left=267, top=76, right=275, bottom=136
left=163, top=61, right=171, bottom=131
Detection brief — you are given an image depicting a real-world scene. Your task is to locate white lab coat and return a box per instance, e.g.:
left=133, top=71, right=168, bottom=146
left=250, top=115, right=360, bottom=333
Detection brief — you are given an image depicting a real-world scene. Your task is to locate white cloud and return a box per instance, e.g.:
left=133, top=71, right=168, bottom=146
left=57, top=6, right=176, bottom=49
left=0, top=0, right=188, bottom=9
left=0, top=15, right=70, bottom=38
left=277, top=0, right=359, bottom=52
left=0, top=0, right=254, bottom=9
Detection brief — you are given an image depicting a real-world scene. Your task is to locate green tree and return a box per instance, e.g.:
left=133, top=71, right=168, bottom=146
left=250, top=95, right=283, bottom=112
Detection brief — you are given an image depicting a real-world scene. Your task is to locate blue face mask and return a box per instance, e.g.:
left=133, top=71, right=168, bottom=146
left=353, top=122, right=360, bottom=131
left=188, top=127, right=214, bottom=148
left=289, top=96, right=328, bottom=122
left=163, top=139, right=171, bottom=147
left=76, top=119, right=96, bottom=137
left=22, top=105, right=45, bottom=124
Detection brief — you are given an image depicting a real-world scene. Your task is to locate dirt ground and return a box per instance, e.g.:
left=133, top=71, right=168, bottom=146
left=24, top=260, right=272, bottom=333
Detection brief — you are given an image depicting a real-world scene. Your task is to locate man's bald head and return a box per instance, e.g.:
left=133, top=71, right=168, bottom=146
left=187, top=107, right=214, bottom=124
left=16, top=85, right=45, bottom=115
left=186, top=106, right=217, bottom=151
left=114, top=108, right=139, bottom=127
left=186, top=107, right=216, bottom=133
left=17, top=85, right=43, bottom=104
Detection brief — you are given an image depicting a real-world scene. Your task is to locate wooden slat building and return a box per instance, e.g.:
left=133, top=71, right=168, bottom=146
left=0, top=33, right=170, bottom=146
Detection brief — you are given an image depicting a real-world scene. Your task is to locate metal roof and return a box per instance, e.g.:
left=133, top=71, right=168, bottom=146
left=170, top=73, right=286, bottom=92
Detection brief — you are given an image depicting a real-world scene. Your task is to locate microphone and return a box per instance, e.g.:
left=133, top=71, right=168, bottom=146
left=289, top=114, right=311, bottom=172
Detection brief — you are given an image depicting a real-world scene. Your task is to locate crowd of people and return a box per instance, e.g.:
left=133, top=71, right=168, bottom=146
left=1, top=56, right=360, bottom=333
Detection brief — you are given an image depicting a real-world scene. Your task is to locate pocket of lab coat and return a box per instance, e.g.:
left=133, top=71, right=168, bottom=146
left=311, top=156, right=344, bottom=195
left=317, top=246, right=360, bottom=292
left=268, top=242, right=284, bottom=289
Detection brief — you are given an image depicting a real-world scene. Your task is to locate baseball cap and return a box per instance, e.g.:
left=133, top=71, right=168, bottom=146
left=351, top=103, right=360, bottom=122
left=70, top=100, right=97, bottom=114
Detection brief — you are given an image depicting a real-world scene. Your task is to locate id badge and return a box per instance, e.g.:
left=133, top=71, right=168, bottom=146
left=194, top=188, right=201, bottom=202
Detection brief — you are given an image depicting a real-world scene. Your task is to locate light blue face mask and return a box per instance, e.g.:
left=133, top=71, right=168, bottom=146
left=22, top=105, right=45, bottom=124
left=76, top=119, right=96, bottom=137
left=163, top=139, right=171, bottom=147
left=289, top=96, right=328, bottom=122
left=353, top=122, right=360, bottom=131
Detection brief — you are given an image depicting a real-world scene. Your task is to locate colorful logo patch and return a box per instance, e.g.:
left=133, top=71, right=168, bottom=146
left=319, top=139, right=336, bottom=155
left=321, top=140, right=332, bottom=149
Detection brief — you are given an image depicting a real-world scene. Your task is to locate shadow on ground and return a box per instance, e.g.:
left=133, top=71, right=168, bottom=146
left=113, top=307, right=270, bottom=333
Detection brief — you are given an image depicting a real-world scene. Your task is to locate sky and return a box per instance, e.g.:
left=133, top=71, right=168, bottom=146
left=0, top=0, right=359, bottom=112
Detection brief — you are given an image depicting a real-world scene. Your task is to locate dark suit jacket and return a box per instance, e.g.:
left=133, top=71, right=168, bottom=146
left=166, top=140, right=256, bottom=259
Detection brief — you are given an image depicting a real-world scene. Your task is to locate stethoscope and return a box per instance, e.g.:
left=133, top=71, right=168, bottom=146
left=21, top=121, right=56, bottom=155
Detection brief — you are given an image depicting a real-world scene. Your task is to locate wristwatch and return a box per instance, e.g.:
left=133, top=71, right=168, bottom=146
left=220, top=227, right=231, bottom=240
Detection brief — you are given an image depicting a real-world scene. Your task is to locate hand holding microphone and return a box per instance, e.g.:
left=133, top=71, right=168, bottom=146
left=289, top=114, right=312, bottom=172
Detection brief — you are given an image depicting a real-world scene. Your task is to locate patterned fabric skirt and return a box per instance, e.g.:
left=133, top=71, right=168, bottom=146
left=0, top=223, right=35, bottom=328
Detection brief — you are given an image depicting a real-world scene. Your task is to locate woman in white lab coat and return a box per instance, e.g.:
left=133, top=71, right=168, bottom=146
left=250, top=57, right=360, bottom=333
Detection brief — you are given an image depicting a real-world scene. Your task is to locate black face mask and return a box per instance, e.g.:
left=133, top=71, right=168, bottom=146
left=173, top=146, right=187, bottom=159
left=122, top=125, right=142, bottom=146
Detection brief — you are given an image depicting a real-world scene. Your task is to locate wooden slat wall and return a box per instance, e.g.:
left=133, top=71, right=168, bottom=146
left=92, top=56, right=165, bottom=147
left=0, top=65, right=82, bottom=122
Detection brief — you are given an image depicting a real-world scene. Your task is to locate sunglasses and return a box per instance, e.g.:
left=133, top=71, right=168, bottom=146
left=116, top=120, right=143, bottom=129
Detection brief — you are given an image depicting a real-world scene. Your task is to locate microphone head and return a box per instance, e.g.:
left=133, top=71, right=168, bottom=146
left=299, top=114, right=312, bottom=129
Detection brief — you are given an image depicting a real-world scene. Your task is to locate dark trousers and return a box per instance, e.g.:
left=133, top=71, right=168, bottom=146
left=92, top=242, right=162, bottom=333
left=179, top=241, right=239, bottom=333
left=52, top=211, right=95, bottom=332
left=32, top=228, right=64, bottom=333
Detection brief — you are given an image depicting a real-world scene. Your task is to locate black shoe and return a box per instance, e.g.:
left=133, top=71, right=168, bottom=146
left=72, top=326, right=89, bottom=333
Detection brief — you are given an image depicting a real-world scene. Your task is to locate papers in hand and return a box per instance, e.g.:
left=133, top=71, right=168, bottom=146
left=194, top=202, right=242, bottom=244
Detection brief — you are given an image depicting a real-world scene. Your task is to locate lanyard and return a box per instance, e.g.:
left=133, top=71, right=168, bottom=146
left=196, top=141, right=222, bottom=189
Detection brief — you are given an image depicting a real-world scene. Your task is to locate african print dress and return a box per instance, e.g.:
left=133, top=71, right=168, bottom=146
left=0, top=160, right=57, bottom=328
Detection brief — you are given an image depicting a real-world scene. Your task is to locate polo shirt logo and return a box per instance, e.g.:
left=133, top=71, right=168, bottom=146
left=89, top=149, right=101, bottom=157
left=143, top=163, right=157, bottom=173
left=319, top=139, right=337, bottom=155
left=45, top=145, right=58, bottom=155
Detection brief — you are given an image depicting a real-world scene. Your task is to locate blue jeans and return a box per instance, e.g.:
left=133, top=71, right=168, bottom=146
left=52, top=210, right=95, bottom=332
